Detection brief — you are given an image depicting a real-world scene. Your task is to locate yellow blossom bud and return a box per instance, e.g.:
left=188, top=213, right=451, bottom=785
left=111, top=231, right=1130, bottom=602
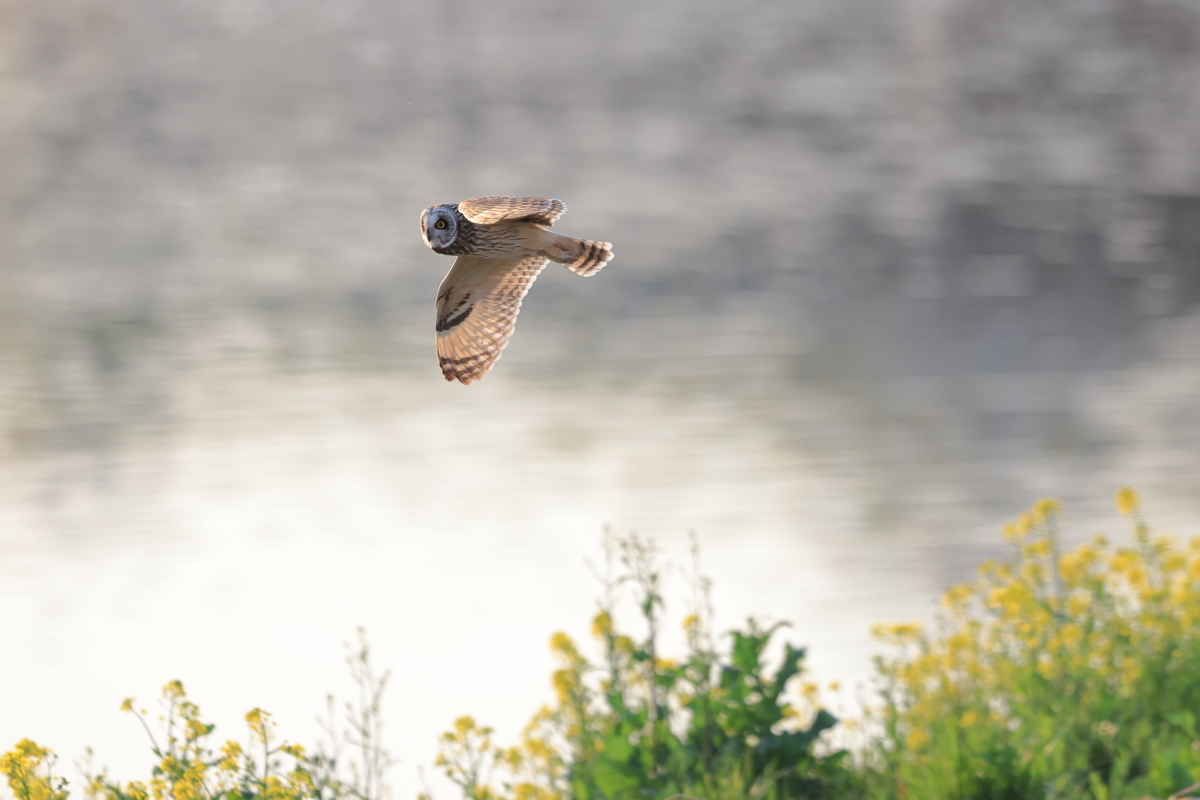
left=549, top=632, right=580, bottom=661
left=1116, top=487, right=1139, bottom=515
left=591, top=611, right=613, bottom=638
left=905, top=727, right=931, bottom=750
left=453, top=716, right=477, bottom=738
left=1033, top=498, right=1061, bottom=521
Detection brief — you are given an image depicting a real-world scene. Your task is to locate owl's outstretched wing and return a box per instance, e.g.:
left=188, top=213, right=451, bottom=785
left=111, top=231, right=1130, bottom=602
left=435, top=254, right=549, bottom=384
left=457, top=196, right=566, bottom=227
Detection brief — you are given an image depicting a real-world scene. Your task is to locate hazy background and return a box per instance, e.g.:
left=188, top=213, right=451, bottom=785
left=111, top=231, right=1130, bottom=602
left=1, top=0, right=1199, bottom=796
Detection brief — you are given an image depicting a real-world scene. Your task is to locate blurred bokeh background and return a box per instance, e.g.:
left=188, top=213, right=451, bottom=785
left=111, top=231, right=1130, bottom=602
left=1, top=0, right=1199, bottom=795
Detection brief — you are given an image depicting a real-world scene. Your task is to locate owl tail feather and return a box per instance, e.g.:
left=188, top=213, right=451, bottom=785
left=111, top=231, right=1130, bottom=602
left=543, top=232, right=614, bottom=277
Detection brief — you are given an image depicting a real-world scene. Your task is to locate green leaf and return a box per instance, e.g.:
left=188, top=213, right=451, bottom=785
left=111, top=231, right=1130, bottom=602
left=808, top=708, right=838, bottom=738
left=591, top=757, right=640, bottom=797
left=770, top=644, right=805, bottom=700
left=1166, top=710, right=1198, bottom=737
left=601, top=732, right=635, bottom=764
left=731, top=631, right=761, bottom=674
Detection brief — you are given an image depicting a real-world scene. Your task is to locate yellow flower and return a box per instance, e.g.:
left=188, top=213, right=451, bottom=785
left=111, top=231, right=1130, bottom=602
left=185, top=718, right=208, bottom=741
left=1025, top=538, right=1051, bottom=559
left=1059, top=544, right=1102, bottom=586
left=549, top=632, right=581, bottom=662
left=1109, top=550, right=1141, bottom=581
left=1163, top=552, right=1185, bottom=574
left=1, top=738, right=71, bottom=800
left=245, top=708, right=273, bottom=745
left=591, top=611, right=613, bottom=638
left=905, top=727, right=931, bottom=750
left=1116, top=487, right=1140, bottom=515
left=551, top=669, right=577, bottom=704
left=871, top=621, right=924, bottom=644
left=1059, top=623, right=1084, bottom=650
left=280, top=743, right=305, bottom=758
left=11, top=740, right=49, bottom=760
left=941, top=584, right=973, bottom=613
left=1033, top=498, right=1061, bottom=522
left=217, top=741, right=242, bottom=772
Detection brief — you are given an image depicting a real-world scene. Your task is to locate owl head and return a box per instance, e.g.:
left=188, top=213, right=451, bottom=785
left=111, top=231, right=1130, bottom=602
left=420, top=205, right=459, bottom=250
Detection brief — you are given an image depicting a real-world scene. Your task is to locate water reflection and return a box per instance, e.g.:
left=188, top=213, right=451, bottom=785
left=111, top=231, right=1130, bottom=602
left=1, top=0, right=1199, bottom=795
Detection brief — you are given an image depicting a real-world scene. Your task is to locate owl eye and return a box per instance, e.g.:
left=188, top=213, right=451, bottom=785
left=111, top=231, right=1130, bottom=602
left=435, top=220, right=447, bottom=230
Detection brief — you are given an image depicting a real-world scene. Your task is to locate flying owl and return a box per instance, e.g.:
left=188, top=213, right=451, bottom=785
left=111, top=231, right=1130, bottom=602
left=420, top=195, right=614, bottom=384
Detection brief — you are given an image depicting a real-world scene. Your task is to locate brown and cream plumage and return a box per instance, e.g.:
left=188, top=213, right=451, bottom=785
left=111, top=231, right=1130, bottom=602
left=419, top=195, right=614, bottom=384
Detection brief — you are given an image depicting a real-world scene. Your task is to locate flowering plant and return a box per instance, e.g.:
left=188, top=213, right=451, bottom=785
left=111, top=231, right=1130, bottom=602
left=869, top=491, right=1200, bottom=800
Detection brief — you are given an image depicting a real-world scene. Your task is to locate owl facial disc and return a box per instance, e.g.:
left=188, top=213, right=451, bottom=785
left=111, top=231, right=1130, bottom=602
left=421, top=206, right=458, bottom=250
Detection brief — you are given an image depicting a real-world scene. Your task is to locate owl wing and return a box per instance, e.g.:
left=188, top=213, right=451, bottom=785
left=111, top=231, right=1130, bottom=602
left=435, top=254, right=549, bottom=384
left=457, top=196, right=567, bottom=227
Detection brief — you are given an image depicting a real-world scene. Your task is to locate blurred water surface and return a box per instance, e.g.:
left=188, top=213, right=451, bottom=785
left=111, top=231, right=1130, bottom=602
left=1, top=0, right=1199, bottom=795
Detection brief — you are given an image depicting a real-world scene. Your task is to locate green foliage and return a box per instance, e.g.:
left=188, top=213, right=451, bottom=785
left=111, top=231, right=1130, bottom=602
left=431, top=533, right=848, bottom=800
left=862, top=490, right=1200, bottom=800
left=434, top=493, right=1200, bottom=800
left=11, top=492, right=1200, bottom=800
left=2, top=629, right=394, bottom=800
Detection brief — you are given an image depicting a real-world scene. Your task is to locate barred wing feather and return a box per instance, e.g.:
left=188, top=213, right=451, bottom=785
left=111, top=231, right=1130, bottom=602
left=434, top=255, right=549, bottom=384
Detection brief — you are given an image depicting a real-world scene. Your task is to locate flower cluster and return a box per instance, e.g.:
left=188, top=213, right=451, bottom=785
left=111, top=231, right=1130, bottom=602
left=1, top=739, right=68, bottom=800
left=869, top=490, right=1200, bottom=800
left=3, top=632, right=393, bottom=800
left=80, top=682, right=319, bottom=800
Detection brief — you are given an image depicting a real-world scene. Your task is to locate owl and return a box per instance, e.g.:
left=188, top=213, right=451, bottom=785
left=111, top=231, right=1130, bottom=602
left=420, top=195, right=614, bottom=384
